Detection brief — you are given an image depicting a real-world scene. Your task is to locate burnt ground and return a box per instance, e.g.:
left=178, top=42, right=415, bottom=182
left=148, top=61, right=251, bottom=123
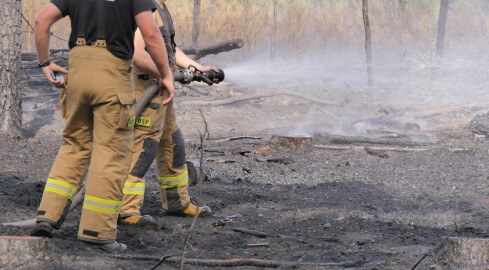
left=2, top=68, right=489, bottom=269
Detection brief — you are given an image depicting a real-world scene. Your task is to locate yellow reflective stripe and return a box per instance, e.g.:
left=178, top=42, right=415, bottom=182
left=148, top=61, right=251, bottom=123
left=45, top=178, right=78, bottom=200
left=83, top=195, right=121, bottom=214
left=123, top=182, right=145, bottom=195
left=136, top=117, right=152, bottom=127
left=47, top=178, right=78, bottom=193
left=158, top=171, right=188, bottom=188
left=85, top=195, right=121, bottom=206
left=45, top=187, right=75, bottom=200
left=123, top=190, right=144, bottom=195
left=124, top=182, right=145, bottom=188
left=83, top=203, right=120, bottom=214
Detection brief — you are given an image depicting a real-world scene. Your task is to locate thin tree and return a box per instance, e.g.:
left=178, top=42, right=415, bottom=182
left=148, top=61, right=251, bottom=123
left=192, top=0, right=202, bottom=48
left=270, top=0, right=278, bottom=60
left=0, top=0, right=23, bottom=135
left=436, top=0, right=449, bottom=58
left=362, top=0, right=373, bottom=87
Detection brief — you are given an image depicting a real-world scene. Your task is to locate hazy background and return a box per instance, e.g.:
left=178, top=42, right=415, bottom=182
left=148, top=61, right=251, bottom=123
left=21, top=0, right=489, bottom=138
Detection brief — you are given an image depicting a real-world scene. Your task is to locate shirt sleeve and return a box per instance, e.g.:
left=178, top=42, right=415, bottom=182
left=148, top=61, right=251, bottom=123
left=133, top=0, right=157, bottom=16
left=50, top=0, right=68, bottom=16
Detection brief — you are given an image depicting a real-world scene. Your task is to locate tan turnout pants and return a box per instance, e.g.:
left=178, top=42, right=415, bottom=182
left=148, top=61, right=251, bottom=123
left=36, top=46, right=134, bottom=244
left=120, top=71, right=190, bottom=218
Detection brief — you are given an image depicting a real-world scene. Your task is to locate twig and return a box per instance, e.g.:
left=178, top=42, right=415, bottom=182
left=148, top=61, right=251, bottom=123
left=149, top=254, right=177, bottom=270
left=199, top=109, right=209, bottom=140
left=115, top=254, right=365, bottom=268
left=181, top=92, right=342, bottom=107
left=232, top=228, right=267, bottom=238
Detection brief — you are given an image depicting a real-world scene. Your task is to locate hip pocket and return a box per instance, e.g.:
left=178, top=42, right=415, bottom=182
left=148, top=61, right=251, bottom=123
left=116, top=92, right=135, bottom=130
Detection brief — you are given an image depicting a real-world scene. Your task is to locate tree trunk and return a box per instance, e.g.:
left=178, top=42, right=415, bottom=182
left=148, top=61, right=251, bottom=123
left=436, top=0, right=449, bottom=58
left=0, top=0, right=23, bottom=135
left=270, top=0, right=277, bottom=60
left=192, top=0, right=202, bottom=48
left=362, top=0, right=373, bottom=87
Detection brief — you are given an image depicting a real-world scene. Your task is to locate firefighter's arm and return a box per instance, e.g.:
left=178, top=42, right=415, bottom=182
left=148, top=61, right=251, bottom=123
left=175, top=47, right=219, bottom=73
left=135, top=10, right=174, bottom=105
left=35, top=3, right=68, bottom=88
left=133, top=29, right=161, bottom=79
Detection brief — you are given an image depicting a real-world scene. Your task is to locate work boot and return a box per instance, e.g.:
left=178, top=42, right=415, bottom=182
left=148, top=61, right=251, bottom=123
left=30, top=221, right=53, bottom=238
left=168, top=203, right=211, bottom=217
left=81, top=240, right=127, bottom=254
left=118, top=215, right=157, bottom=227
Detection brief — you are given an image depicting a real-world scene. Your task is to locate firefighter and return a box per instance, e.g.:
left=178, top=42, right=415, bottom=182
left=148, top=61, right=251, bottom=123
left=118, top=0, right=218, bottom=225
left=30, top=0, right=174, bottom=252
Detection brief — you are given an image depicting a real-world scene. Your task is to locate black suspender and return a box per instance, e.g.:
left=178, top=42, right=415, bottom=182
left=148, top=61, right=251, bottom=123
left=76, top=0, right=106, bottom=46
left=96, top=0, right=105, bottom=41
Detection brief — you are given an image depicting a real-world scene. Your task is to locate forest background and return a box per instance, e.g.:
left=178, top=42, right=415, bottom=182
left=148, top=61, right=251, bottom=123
left=20, top=0, right=489, bottom=59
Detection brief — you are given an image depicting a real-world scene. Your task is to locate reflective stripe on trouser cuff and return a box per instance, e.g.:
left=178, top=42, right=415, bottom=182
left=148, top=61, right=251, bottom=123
left=158, top=171, right=189, bottom=189
left=45, top=178, right=78, bottom=200
left=123, top=182, right=145, bottom=196
left=83, top=195, right=121, bottom=214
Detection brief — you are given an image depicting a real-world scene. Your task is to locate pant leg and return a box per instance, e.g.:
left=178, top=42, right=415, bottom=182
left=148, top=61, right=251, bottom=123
left=156, top=100, right=191, bottom=212
left=65, top=46, right=134, bottom=244
left=120, top=77, right=166, bottom=218
left=36, top=57, right=92, bottom=229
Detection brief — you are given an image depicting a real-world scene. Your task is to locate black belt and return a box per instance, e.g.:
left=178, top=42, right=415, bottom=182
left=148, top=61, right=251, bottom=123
left=137, top=74, right=150, bottom=80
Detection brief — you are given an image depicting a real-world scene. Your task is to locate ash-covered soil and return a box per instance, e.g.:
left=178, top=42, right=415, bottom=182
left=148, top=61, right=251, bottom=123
left=2, top=69, right=489, bottom=269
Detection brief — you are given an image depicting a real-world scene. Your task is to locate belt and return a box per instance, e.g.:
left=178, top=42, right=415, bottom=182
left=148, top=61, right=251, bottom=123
left=137, top=74, right=150, bottom=80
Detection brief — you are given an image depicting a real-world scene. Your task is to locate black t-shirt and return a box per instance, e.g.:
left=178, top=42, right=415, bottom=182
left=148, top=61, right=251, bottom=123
left=51, top=0, right=156, bottom=59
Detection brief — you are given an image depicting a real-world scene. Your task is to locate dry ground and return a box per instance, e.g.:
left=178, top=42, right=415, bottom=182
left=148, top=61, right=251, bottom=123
left=1, top=68, right=489, bottom=269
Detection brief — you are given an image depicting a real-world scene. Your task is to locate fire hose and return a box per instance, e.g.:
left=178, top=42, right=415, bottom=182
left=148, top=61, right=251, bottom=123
left=2, top=67, right=224, bottom=228
left=135, top=67, right=225, bottom=117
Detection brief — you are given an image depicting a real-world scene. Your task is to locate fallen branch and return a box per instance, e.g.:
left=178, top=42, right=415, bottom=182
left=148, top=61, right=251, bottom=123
left=210, top=136, right=263, bottom=142
left=181, top=38, right=244, bottom=60
left=232, top=228, right=267, bottom=238
left=115, top=254, right=365, bottom=268
left=181, top=92, right=341, bottom=107
left=313, top=144, right=427, bottom=152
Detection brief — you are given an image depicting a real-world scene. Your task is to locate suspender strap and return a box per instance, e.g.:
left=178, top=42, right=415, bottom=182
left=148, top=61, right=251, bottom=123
left=76, top=0, right=106, bottom=46
left=96, top=0, right=106, bottom=41
left=76, top=0, right=88, bottom=45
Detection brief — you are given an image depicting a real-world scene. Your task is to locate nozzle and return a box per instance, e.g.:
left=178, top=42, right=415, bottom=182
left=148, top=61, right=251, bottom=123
left=205, top=69, right=225, bottom=83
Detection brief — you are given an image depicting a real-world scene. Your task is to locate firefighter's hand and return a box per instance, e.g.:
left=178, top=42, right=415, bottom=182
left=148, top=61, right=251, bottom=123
left=200, top=66, right=220, bottom=83
left=41, top=63, right=68, bottom=88
left=159, top=75, right=174, bottom=105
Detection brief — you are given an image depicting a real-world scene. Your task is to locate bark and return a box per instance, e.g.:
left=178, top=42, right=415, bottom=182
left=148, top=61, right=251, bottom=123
left=436, top=0, right=449, bottom=57
left=0, top=0, right=22, bottom=135
left=192, top=0, right=202, bottom=48
left=362, top=0, right=373, bottom=87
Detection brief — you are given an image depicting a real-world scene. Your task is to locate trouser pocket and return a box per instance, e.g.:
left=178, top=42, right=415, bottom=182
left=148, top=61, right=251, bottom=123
left=116, top=92, right=135, bottom=130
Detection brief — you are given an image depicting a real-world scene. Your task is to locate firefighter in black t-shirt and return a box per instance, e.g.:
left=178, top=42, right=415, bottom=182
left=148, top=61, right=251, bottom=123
left=31, top=0, right=174, bottom=252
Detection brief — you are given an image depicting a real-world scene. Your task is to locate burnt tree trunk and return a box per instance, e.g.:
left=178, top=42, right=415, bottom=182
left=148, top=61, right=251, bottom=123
left=436, top=0, right=449, bottom=57
left=192, top=0, right=202, bottom=48
left=0, top=0, right=22, bottom=135
left=362, top=0, right=373, bottom=87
